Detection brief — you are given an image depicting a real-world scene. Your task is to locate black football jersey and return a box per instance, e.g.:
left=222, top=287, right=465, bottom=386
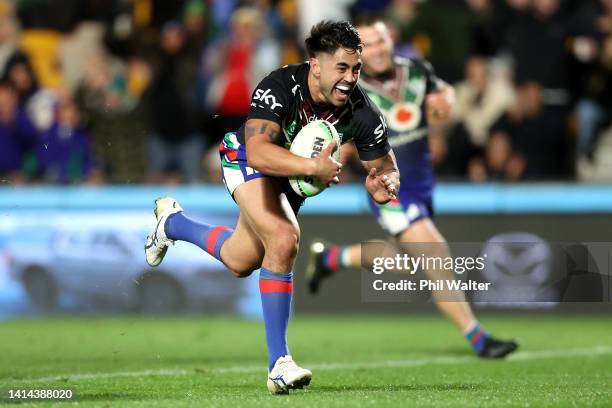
left=235, top=63, right=391, bottom=161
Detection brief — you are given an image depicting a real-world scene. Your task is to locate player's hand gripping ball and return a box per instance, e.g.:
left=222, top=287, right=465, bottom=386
left=289, top=120, right=341, bottom=197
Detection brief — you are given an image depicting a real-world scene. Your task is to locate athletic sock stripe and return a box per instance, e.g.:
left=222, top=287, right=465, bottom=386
left=213, top=229, right=232, bottom=259
left=259, top=280, right=294, bottom=293
left=470, top=330, right=484, bottom=345
left=465, top=323, right=481, bottom=338
left=207, top=226, right=231, bottom=255
left=327, top=246, right=340, bottom=272
left=259, top=269, right=293, bottom=282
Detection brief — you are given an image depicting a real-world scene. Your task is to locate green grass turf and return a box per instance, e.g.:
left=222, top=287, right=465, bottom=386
left=1, top=315, right=612, bottom=407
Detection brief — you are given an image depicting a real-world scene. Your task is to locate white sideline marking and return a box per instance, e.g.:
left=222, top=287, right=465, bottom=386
left=6, top=345, right=612, bottom=384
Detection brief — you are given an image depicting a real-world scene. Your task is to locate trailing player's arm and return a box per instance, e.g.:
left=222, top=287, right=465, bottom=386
left=245, top=118, right=342, bottom=185
left=362, top=150, right=400, bottom=204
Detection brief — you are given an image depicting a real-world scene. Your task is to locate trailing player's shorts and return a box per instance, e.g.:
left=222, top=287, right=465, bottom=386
left=368, top=190, right=434, bottom=236
left=219, top=132, right=304, bottom=214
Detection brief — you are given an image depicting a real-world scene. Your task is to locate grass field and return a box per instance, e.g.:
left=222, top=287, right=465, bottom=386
left=1, top=315, right=612, bottom=407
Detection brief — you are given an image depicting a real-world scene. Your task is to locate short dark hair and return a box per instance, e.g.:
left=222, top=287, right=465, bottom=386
left=305, top=20, right=362, bottom=57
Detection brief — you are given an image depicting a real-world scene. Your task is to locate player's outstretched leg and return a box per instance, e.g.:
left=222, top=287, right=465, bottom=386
left=306, top=238, right=396, bottom=293
left=306, top=240, right=360, bottom=293
left=145, top=196, right=264, bottom=276
left=307, top=218, right=518, bottom=358
left=145, top=196, right=235, bottom=267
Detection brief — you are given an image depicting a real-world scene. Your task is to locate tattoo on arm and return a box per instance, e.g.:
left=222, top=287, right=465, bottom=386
left=363, top=154, right=399, bottom=175
left=259, top=123, right=282, bottom=144
left=244, top=122, right=283, bottom=144
left=245, top=125, right=257, bottom=141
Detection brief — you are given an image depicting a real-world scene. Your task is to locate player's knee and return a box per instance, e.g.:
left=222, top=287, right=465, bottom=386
left=265, top=225, right=300, bottom=261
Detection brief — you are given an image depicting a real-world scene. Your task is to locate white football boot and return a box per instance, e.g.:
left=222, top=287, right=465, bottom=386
left=145, top=197, right=183, bottom=267
left=267, top=355, right=312, bottom=394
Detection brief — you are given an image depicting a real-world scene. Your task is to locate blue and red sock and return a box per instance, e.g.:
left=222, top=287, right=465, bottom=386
left=323, top=245, right=348, bottom=273
left=165, top=212, right=232, bottom=262
left=465, top=322, right=489, bottom=354
left=259, top=268, right=293, bottom=371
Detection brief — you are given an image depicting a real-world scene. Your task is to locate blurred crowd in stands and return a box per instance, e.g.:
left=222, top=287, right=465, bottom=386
left=0, top=0, right=611, bottom=185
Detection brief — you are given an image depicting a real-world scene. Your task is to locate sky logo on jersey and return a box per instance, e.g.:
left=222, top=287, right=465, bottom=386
left=253, top=88, right=283, bottom=110
left=374, top=115, right=387, bottom=141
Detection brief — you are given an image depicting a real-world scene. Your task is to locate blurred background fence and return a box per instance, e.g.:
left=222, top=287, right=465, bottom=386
left=1, top=184, right=610, bottom=318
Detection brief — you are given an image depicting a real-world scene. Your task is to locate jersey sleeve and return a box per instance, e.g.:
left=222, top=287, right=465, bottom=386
left=246, top=68, right=290, bottom=125
left=351, top=102, right=392, bottom=161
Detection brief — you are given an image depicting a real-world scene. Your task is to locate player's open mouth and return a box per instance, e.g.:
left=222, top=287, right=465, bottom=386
left=334, top=84, right=352, bottom=100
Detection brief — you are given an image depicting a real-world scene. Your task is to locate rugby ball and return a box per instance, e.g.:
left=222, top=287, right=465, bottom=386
left=289, top=120, right=341, bottom=197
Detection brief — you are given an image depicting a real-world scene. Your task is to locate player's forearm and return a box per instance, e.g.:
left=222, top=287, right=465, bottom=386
left=363, top=151, right=400, bottom=177
left=363, top=151, right=401, bottom=188
left=361, top=151, right=400, bottom=204
left=247, top=140, right=316, bottom=177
